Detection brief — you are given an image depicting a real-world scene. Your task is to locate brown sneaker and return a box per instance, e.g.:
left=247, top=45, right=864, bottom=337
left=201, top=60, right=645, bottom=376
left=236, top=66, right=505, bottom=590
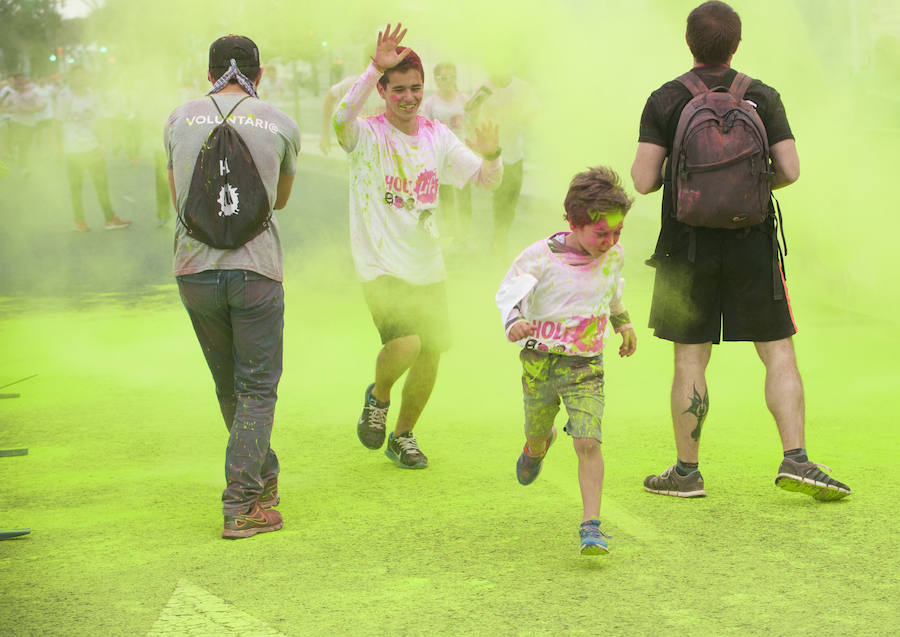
left=222, top=503, right=283, bottom=539
left=644, top=465, right=706, bottom=497
left=775, top=458, right=851, bottom=501
left=74, top=220, right=90, bottom=232
left=258, top=478, right=279, bottom=509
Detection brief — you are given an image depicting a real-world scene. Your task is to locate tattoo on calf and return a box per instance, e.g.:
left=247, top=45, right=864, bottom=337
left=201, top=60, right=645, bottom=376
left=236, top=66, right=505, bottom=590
left=683, top=384, right=709, bottom=441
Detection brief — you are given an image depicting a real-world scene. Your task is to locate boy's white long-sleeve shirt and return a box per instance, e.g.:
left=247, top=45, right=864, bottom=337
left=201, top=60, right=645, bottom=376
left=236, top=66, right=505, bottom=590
left=333, top=63, right=502, bottom=284
left=496, top=233, right=628, bottom=356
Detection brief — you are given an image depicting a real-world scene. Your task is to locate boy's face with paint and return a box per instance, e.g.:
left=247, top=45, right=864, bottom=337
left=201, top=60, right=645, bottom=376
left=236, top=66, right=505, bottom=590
left=377, top=68, right=423, bottom=125
left=568, top=211, right=624, bottom=257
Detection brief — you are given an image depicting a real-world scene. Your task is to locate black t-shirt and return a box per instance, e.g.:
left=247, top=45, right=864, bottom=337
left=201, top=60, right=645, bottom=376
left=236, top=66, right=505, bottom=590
left=638, top=65, right=794, bottom=256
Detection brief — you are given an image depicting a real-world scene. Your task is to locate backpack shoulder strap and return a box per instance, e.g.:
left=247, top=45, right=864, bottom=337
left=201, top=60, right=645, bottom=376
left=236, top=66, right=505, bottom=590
left=675, top=71, right=708, bottom=97
left=729, top=73, right=754, bottom=100
left=208, top=95, right=225, bottom=119
left=207, top=94, right=251, bottom=121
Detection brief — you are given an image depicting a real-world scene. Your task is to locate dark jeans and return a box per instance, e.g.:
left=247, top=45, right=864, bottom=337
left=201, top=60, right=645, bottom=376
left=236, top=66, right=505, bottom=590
left=177, top=269, right=284, bottom=515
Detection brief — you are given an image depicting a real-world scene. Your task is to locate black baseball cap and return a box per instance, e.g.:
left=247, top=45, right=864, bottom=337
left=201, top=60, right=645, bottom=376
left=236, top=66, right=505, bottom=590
left=208, top=34, right=260, bottom=78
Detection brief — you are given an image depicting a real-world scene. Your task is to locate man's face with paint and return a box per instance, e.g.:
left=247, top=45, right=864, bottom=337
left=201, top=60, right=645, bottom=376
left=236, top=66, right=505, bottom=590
left=377, top=68, right=423, bottom=125
left=568, top=211, right=624, bottom=257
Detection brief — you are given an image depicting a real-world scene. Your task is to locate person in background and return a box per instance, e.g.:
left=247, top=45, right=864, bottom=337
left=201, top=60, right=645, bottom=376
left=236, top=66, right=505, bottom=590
left=420, top=61, right=472, bottom=247
left=56, top=66, right=130, bottom=231
left=467, top=71, right=538, bottom=256
left=33, top=75, right=59, bottom=155
left=0, top=78, right=12, bottom=159
left=3, top=73, right=46, bottom=177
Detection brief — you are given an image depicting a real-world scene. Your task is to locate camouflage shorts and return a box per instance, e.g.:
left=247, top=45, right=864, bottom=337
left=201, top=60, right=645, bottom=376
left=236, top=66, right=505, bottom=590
left=520, top=349, right=605, bottom=442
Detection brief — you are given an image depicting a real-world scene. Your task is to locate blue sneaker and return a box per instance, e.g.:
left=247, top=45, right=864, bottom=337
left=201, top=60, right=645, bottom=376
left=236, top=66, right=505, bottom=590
left=358, top=383, right=389, bottom=449
left=579, top=519, right=610, bottom=555
left=515, top=427, right=557, bottom=485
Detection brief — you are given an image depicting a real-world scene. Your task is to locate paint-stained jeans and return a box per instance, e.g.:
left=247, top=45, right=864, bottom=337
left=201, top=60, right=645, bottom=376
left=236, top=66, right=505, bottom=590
left=177, top=269, right=283, bottom=516
left=520, top=349, right=605, bottom=442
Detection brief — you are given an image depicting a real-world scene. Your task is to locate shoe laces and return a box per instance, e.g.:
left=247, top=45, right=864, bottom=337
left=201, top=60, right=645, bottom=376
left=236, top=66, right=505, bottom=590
left=581, top=521, right=611, bottom=539
left=367, top=404, right=388, bottom=431
left=395, top=433, right=421, bottom=454
left=805, top=461, right=838, bottom=483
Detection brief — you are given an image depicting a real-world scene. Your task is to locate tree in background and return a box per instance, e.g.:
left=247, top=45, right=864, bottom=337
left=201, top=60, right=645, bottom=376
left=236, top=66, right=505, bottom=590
left=0, top=0, right=62, bottom=75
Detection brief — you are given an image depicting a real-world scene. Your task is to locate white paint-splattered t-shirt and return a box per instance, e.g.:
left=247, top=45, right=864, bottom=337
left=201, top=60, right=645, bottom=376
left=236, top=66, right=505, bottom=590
left=334, top=63, right=500, bottom=284
left=496, top=233, right=627, bottom=357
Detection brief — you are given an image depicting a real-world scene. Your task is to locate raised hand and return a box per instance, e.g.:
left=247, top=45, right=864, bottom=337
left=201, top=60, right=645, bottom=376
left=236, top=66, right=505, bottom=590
left=373, top=23, right=410, bottom=71
left=466, top=121, right=500, bottom=158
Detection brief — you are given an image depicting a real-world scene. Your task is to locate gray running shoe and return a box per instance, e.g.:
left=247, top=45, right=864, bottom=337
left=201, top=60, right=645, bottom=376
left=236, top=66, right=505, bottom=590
left=775, top=458, right=851, bottom=501
left=385, top=431, right=428, bottom=469
left=643, top=465, right=706, bottom=497
left=358, top=383, right=389, bottom=449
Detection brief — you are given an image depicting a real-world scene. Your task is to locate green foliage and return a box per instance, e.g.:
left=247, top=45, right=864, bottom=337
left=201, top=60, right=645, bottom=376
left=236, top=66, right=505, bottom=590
left=0, top=0, right=62, bottom=74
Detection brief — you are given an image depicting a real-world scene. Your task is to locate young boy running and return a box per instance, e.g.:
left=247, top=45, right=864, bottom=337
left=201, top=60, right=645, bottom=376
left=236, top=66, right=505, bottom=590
left=496, top=166, right=636, bottom=555
left=334, top=23, right=502, bottom=468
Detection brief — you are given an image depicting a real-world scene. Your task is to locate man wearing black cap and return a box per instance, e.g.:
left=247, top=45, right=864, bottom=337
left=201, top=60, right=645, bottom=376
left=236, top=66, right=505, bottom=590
left=165, top=35, right=301, bottom=538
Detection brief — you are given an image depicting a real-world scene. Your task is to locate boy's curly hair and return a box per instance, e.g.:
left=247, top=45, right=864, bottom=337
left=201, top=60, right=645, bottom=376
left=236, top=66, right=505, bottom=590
left=563, top=166, right=633, bottom=227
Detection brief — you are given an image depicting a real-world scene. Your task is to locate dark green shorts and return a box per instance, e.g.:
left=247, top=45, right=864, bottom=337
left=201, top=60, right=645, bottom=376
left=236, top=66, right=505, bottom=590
left=520, top=349, right=605, bottom=442
left=362, top=276, right=451, bottom=353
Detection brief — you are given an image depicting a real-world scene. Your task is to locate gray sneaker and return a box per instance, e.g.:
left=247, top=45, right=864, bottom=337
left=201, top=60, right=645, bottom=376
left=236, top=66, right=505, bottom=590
left=643, top=465, right=706, bottom=497
left=385, top=431, right=428, bottom=469
left=775, top=458, right=851, bottom=501
left=357, top=383, right=389, bottom=449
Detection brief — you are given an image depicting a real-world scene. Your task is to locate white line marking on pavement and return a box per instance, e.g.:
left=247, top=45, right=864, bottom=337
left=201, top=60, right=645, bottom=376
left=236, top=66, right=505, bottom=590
left=602, top=497, right=663, bottom=541
left=147, top=579, right=285, bottom=636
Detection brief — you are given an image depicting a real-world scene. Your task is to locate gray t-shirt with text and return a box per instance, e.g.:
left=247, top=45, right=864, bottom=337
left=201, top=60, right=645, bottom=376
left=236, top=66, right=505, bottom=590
left=165, top=93, right=300, bottom=281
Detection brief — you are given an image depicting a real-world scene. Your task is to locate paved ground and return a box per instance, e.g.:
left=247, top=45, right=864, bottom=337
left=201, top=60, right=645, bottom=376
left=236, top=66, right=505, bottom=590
left=1, top=140, right=898, bottom=634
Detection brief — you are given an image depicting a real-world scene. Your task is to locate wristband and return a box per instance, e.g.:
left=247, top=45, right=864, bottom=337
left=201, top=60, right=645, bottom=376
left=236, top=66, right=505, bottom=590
left=610, top=311, right=631, bottom=331
left=482, top=147, right=501, bottom=161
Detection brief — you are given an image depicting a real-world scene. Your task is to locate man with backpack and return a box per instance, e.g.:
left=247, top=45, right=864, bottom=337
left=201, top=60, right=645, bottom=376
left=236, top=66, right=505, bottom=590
left=630, top=1, right=850, bottom=501
left=165, top=35, right=300, bottom=538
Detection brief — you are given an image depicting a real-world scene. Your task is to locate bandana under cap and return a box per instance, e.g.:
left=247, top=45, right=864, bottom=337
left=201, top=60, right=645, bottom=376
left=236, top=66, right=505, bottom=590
left=207, top=58, right=259, bottom=99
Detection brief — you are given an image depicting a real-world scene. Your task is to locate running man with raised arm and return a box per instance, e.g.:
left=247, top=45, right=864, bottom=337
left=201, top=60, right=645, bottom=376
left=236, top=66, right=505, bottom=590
left=334, top=23, right=502, bottom=469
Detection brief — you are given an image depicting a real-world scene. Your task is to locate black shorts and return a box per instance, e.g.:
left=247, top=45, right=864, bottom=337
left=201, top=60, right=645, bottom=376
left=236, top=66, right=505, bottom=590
left=649, top=227, right=797, bottom=344
left=362, top=276, right=451, bottom=353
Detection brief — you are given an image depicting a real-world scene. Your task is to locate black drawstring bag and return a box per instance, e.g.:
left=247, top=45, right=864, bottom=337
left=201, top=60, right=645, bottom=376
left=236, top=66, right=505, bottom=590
left=180, top=95, right=270, bottom=249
